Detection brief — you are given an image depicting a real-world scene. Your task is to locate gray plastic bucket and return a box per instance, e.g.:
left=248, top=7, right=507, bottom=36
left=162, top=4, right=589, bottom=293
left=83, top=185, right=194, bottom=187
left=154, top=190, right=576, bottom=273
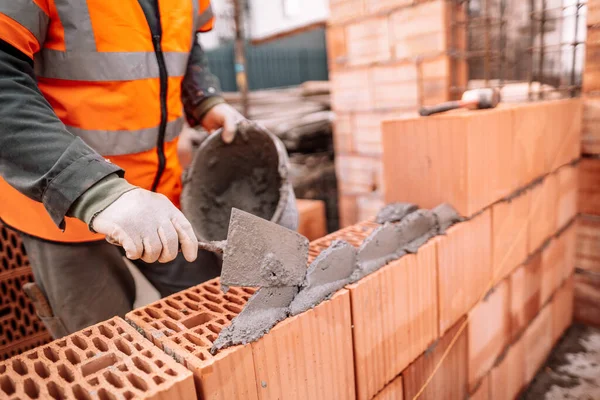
left=181, top=121, right=298, bottom=242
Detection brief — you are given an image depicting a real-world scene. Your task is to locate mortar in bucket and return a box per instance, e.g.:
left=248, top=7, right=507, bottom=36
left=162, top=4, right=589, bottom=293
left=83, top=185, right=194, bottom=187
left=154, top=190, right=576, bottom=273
left=181, top=120, right=298, bottom=242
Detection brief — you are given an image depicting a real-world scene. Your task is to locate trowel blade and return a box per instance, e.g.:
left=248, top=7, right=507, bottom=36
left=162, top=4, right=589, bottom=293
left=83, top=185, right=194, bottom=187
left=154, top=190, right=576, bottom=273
left=220, top=208, right=309, bottom=288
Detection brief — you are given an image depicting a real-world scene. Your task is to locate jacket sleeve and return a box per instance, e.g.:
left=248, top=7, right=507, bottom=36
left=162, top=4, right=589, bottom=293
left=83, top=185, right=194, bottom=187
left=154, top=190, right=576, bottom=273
left=0, top=39, right=123, bottom=229
left=181, top=37, right=225, bottom=127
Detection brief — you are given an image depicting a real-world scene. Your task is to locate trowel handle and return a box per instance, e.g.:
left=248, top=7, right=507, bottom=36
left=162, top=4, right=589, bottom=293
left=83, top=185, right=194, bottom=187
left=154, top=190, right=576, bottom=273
left=197, top=240, right=226, bottom=255
left=419, top=101, right=462, bottom=116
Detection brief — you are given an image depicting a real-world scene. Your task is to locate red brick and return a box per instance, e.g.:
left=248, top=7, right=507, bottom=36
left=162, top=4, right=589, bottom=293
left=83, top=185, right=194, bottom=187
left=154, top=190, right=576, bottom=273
left=251, top=290, right=355, bottom=400
left=543, top=99, right=581, bottom=171
left=528, top=173, right=559, bottom=254
left=338, top=194, right=359, bottom=228
left=373, top=375, right=404, bottom=400
left=352, top=111, right=413, bottom=156
left=557, top=164, right=579, bottom=230
left=308, top=219, right=380, bottom=262
left=333, top=113, right=354, bottom=155
left=389, top=1, right=448, bottom=59
left=562, top=222, right=578, bottom=281
left=0, top=317, right=195, bottom=400
left=589, top=2, right=600, bottom=26
left=336, top=155, right=383, bottom=195
left=296, top=199, right=327, bottom=241
left=523, top=305, right=553, bottom=384
left=574, top=270, right=600, bottom=327
left=402, top=317, right=468, bottom=400
left=371, top=63, right=419, bottom=110
left=511, top=103, right=551, bottom=187
left=582, top=97, right=600, bottom=155
left=509, top=253, right=542, bottom=341
left=584, top=45, right=600, bottom=93
left=366, top=0, right=413, bottom=15
left=552, top=276, right=574, bottom=345
left=346, top=17, right=391, bottom=66
left=382, top=108, right=513, bottom=217
left=489, top=339, right=526, bottom=400
left=540, top=237, right=564, bottom=307
left=470, top=375, right=489, bottom=400
left=579, top=157, right=600, bottom=216
left=329, top=0, right=365, bottom=24
left=126, top=280, right=259, bottom=400
left=419, top=56, right=452, bottom=106
left=491, top=191, right=530, bottom=284
left=356, top=193, right=386, bottom=222
left=349, top=239, right=438, bottom=400
left=437, top=210, right=492, bottom=334
left=467, top=279, right=510, bottom=392
left=577, top=215, right=600, bottom=273
left=330, top=69, right=373, bottom=112
left=326, top=26, right=347, bottom=70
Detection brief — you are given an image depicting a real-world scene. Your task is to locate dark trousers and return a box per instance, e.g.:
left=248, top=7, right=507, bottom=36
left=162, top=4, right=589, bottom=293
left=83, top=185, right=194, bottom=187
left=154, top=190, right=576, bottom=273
left=21, top=235, right=221, bottom=338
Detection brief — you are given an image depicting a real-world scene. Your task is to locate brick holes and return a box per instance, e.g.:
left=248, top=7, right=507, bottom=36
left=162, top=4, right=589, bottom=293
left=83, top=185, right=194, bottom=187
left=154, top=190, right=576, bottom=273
left=33, top=361, right=50, bottom=378
left=152, top=376, right=165, bottom=385
left=46, top=381, right=66, bottom=400
left=114, top=338, right=132, bottom=356
left=0, top=375, right=16, bottom=395
left=98, top=325, right=114, bottom=339
left=163, top=309, right=181, bottom=321
left=64, top=348, right=81, bottom=365
left=23, top=378, right=40, bottom=399
left=57, top=364, right=74, bottom=383
left=12, top=357, right=28, bottom=375
left=72, top=384, right=92, bottom=400
left=92, top=337, right=109, bottom=352
left=126, top=374, right=148, bottom=392
left=132, top=356, right=152, bottom=374
left=162, top=320, right=181, bottom=332
left=104, top=371, right=124, bottom=389
left=71, top=335, right=88, bottom=351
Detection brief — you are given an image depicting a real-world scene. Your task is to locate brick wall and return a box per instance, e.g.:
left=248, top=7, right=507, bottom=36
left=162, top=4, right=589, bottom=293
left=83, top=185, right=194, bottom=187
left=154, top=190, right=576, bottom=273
left=574, top=1, right=600, bottom=327
left=327, top=0, right=467, bottom=227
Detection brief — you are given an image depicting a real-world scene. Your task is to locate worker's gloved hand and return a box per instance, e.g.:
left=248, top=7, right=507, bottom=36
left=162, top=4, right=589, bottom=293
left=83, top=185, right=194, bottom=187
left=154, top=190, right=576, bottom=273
left=201, top=103, right=245, bottom=144
left=91, top=189, right=198, bottom=263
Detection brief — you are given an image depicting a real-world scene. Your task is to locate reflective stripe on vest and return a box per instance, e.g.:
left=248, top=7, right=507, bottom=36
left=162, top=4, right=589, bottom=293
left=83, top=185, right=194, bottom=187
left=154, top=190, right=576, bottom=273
left=54, top=0, right=96, bottom=51
left=68, top=117, right=184, bottom=156
left=0, top=1, right=49, bottom=45
left=197, top=5, right=214, bottom=28
left=35, top=50, right=190, bottom=81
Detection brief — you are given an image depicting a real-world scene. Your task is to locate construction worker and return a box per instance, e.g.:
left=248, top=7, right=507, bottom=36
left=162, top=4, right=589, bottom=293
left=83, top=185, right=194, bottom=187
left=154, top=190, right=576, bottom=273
left=0, top=0, right=245, bottom=337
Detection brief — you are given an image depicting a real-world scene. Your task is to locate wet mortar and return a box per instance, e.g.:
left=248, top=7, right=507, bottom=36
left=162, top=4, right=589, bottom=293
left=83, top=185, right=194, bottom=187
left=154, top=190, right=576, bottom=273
left=182, top=123, right=282, bottom=241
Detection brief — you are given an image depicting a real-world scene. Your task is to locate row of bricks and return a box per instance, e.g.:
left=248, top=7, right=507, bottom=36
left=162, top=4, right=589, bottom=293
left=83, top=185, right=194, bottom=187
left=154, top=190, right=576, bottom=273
left=329, top=0, right=437, bottom=26
left=0, top=201, right=574, bottom=400
left=120, top=163, right=575, bottom=400
left=328, top=0, right=464, bottom=63
left=579, top=157, right=600, bottom=216
left=374, top=276, right=574, bottom=400
left=583, top=25, right=600, bottom=97
left=382, top=99, right=581, bottom=217
left=582, top=98, right=600, bottom=155
left=329, top=56, right=456, bottom=113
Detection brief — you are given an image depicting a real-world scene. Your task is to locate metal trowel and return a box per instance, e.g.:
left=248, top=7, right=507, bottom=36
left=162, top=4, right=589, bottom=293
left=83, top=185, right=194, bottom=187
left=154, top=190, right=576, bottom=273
left=198, top=208, right=309, bottom=291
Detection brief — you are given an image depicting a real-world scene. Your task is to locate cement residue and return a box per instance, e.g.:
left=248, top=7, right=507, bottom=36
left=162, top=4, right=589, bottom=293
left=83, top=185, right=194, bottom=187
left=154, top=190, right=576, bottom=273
left=376, top=202, right=418, bottom=224
left=211, top=286, right=298, bottom=353
left=289, top=240, right=356, bottom=316
left=355, top=223, right=407, bottom=279
left=220, top=208, right=309, bottom=288
left=182, top=121, right=283, bottom=242
left=521, top=324, right=600, bottom=400
left=432, top=203, right=463, bottom=234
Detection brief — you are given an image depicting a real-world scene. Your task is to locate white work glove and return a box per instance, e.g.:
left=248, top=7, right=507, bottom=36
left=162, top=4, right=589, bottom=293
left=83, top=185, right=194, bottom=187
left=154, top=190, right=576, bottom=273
left=92, top=189, right=198, bottom=263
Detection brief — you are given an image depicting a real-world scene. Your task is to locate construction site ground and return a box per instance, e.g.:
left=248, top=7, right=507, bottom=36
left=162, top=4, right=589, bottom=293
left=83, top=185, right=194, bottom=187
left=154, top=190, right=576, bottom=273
left=523, top=324, right=600, bottom=399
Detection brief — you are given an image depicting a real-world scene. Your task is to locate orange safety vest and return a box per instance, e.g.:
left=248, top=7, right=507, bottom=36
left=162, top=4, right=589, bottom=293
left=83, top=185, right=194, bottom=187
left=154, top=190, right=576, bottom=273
left=0, top=0, right=214, bottom=242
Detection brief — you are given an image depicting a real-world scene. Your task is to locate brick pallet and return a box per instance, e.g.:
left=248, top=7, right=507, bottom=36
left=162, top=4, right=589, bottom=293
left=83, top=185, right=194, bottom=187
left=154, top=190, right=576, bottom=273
left=327, top=0, right=467, bottom=226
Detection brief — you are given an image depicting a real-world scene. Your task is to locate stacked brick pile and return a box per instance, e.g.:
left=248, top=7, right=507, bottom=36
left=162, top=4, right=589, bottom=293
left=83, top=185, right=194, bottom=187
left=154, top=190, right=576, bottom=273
left=327, top=0, right=467, bottom=227
left=0, top=100, right=580, bottom=399
left=0, top=223, right=51, bottom=361
left=575, top=0, right=600, bottom=327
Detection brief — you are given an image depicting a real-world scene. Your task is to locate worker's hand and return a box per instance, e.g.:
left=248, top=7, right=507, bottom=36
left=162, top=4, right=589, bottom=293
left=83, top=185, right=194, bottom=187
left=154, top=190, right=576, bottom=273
left=177, top=124, right=208, bottom=169
left=92, top=189, right=198, bottom=263
left=201, top=103, right=245, bottom=144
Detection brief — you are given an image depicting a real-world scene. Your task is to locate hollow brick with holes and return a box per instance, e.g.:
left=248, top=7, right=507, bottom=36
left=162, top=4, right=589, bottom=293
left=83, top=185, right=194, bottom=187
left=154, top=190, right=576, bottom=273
left=509, top=252, right=542, bottom=341
left=349, top=238, right=438, bottom=400
left=489, top=338, right=526, bottom=400
left=0, top=317, right=195, bottom=400
left=372, top=374, right=404, bottom=400
left=577, top=214, right=600, bottom=273
left=523, top=304, right=553, bottom=384
left=552, top=276, right=574, bottom=345
left=125, top=279, right=259, bottom=400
